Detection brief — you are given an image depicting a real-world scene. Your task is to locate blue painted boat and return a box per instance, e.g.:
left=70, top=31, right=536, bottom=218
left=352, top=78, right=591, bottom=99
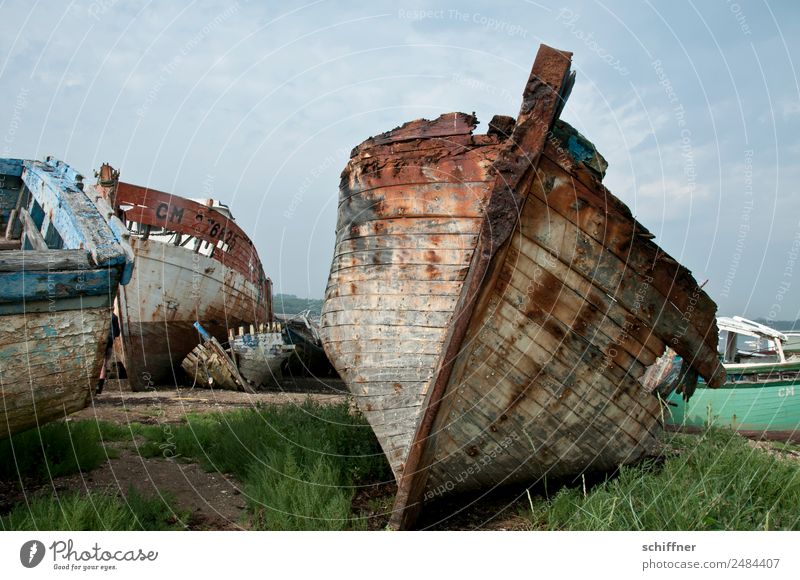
left=0, top=157, right=133, bottom=437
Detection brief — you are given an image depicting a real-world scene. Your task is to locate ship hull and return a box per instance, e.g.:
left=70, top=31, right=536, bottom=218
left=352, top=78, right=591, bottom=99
left=320, top=45, right=724, bottom=528
left=667, top=362, right=800, bottom=442
left=0, top=157, right=132, bottom=437
left=320, top=112, right=504, bottom=475
left=118, top=238, right=268, bottom=389
left=0, top=306, right=110, bottom=436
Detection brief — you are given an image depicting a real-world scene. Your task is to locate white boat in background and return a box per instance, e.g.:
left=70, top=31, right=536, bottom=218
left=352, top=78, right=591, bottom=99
left=94, top=165, right=273, bottom=390
left=230, top=324, right=295, bottom=387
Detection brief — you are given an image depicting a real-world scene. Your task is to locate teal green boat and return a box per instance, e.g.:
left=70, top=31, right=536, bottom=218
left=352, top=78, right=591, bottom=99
left=649, top=317, right=800, bottom=442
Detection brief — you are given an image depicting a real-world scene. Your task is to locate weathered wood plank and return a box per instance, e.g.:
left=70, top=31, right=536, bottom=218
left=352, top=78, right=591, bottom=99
left=320, top=324, right=446, bottom=343
left=475, top=305, right=660, bottom=425
left=326, top=263, right=470, bottom=284
left=324, top=278, right=463, bottom=299
left=324, top=293, right=458, bottom=314
left=330, top=248, right=473, bottom=272
left=0, top=268, right=118, bottom=303
left=0, top=158, right=23, bottom=177
left=0, top=306, right=108, bottom=437
left=335, top=233, right=479, bottom=254
left=0, top=249, right=93, bottom=272
left=321, top=308, right=454, bottom=329
left=466, top=324, right=660, bottom=444
left=323, top=338, right=444, bottom=356
left=19, top=208, right=47, bottom=250
left=505, top=237, right=665, bottom=357
left=337, top=217, right=483, bottom=242
left=537, top=151, right=717, bottom=331
left=519, top=196, right=721, bottom=383
left=352, top=112, right=478, bottom=152
left=22, top=159, right=125, bottom=267
left=498, top=259, right=654, bottom=374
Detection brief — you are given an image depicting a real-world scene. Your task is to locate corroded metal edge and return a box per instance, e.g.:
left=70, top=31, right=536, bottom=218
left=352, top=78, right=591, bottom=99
left=389, top=44, right=574, bottom=530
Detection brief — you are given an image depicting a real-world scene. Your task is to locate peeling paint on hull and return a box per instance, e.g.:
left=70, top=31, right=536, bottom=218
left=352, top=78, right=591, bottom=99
left=0, top=308, right=108, bottom=436
left=0, top=158, right=132, bottom=438
left=319, top=45, right=724, bottom=529
left=118, top=237, right=269, bottom=390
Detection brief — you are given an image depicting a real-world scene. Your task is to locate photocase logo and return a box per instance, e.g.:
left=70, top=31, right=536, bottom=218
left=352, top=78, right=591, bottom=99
left=20, top=540, right=46, bottom=568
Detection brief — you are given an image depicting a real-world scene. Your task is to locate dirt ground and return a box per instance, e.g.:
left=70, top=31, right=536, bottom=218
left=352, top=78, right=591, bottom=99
left=72, top=377, right=348, bottom=425
left=3, top=377, right=532, bottom=530
left=2, top=378, right=353, bottom=530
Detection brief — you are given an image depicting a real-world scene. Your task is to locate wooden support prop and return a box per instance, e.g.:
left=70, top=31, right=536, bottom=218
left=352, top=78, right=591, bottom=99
left=4, top=209, right=18, bottom=239
left=19, top=208, right=47, bottom=251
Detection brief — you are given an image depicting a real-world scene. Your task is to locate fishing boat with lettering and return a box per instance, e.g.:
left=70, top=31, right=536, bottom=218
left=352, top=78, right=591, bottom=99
left=0, top=157, right=133, bottom=437
left=319, top=44, right=725, bottom=528
left=651, top=317, right=800, bottom=442
left=95, top=165, right=272, bottom=390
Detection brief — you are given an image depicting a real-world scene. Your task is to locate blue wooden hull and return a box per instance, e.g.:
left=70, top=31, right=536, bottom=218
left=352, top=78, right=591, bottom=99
left=0, top=157, right=133, bottom=437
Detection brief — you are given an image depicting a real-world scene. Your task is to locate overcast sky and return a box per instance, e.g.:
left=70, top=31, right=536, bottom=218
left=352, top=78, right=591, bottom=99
left=1, top=0, right=798, bottom=320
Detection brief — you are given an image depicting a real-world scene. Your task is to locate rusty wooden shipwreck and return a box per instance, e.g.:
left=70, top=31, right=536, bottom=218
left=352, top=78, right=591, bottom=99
left=94, top=166, right=272, bottom=390
left=319, top=45, right=724, bottom=529
left=0, top=157, right=133, bottom=437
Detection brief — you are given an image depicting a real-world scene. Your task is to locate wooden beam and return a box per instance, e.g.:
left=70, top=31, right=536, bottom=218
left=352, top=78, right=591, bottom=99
left=19, top=208, right=47, bottom=251
left=0, top=249, right=93, bottom=272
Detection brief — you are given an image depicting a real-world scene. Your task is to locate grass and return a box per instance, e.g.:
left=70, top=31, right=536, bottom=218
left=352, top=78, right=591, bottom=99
left=0, top=420, right=120, bottom=483
left=116, top=400, right=391, bottom=530
left=0, top=401, right=389, bottom=531
left=525, top=428, right=800, bottom=530
left=1, top=488, right=185, bottom=531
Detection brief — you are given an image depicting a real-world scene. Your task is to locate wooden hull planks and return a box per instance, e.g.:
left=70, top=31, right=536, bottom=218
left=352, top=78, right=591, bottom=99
left=320, top=112, right=504, bottom=481
left=320, top=44, right=723, bottom=529
left=0, top=308, right=109, bottom=436
left=0, top=158, right=133, bottom=438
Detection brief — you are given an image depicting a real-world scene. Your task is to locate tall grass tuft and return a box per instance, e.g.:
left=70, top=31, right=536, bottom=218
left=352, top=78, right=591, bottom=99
left=131, top=400, right=390, bottom=530
left=0, top=488, right=184, bottom=531
left=526, top=429, right=800, bottom=530
left=0, top=421, right=116, bottom=483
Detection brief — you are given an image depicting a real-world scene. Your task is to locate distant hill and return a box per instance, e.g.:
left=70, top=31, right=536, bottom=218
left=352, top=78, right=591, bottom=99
left=273, top=293, right=323, bottom=317
left=753, top=318, right=800, bottom=331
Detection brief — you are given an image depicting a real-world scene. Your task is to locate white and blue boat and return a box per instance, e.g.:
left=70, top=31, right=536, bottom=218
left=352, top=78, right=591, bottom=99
left=0, top=157, right=133, bottom=437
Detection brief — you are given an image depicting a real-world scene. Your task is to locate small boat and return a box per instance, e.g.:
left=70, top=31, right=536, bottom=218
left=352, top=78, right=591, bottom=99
left=94, top=166, right=273, bottom=390
left=229, top=323, right=295, bottom=387
left=276, top=312, right=334, bottom=376
left=0, top=157, right=133, bottom=437
left=181, top=322, right=252, bottom=392
left=781, top=331, right=800, bottom=356
left=655, top=317, right=800, bottom=442
left=319, top=44, right=724, bottom=528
